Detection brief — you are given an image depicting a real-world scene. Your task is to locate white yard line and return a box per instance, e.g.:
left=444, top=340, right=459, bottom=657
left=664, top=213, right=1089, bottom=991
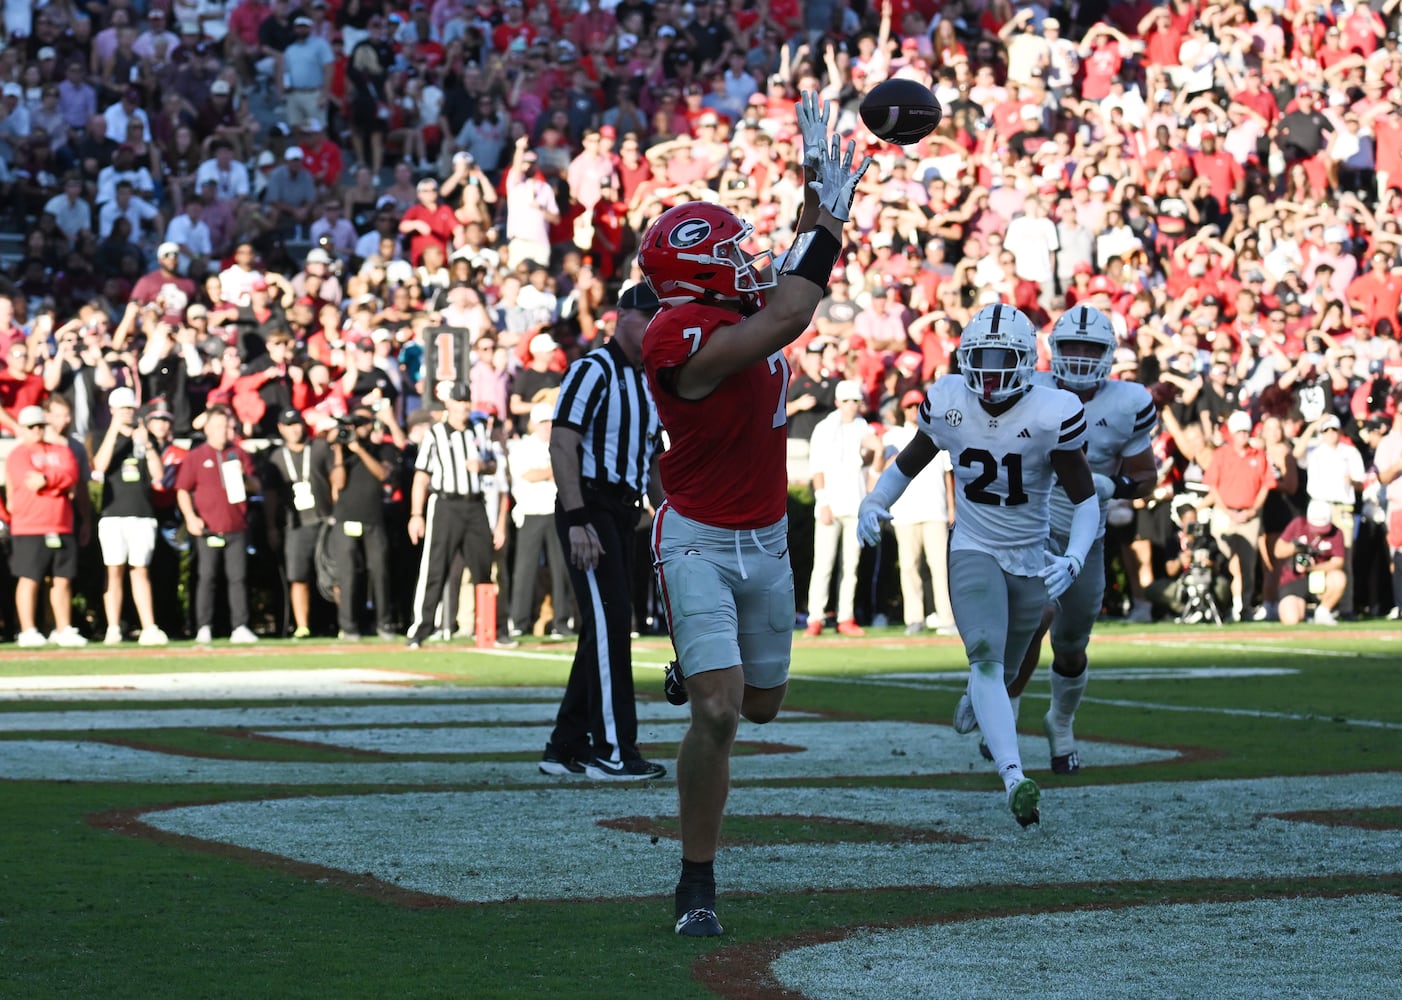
left=792, top=672, right=1402, bottom=730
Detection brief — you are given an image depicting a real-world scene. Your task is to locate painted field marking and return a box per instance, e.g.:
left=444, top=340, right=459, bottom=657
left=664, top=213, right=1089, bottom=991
left=1125, top=640, right=1396, bottom=660
left=136, top=773, right=1402, bottom=903
left=769, top=894, right=1402, bottom=1000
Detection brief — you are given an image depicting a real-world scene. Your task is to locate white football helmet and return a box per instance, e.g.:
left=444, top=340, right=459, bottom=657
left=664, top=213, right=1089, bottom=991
left=957, top=303, right=1038, bottom=403
left=1050, top=304, right=1116, bottom=390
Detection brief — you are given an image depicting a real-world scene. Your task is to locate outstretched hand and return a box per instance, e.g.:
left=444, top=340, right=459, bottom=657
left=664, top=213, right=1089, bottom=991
left=796, top=90, right=831, bottom=171
left=809, top=133, right=872, bottom=222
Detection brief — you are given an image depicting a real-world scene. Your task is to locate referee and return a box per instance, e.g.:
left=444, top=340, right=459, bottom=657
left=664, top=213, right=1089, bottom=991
left=405, top=383, right=497, bottom=649
left=539, top=284, right=665, bottom=781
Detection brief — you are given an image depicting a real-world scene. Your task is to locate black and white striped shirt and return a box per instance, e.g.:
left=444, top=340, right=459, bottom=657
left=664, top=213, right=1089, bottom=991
left=415, top=420, right=489, bottom=496
left=553, top=340, right=658, bottom=496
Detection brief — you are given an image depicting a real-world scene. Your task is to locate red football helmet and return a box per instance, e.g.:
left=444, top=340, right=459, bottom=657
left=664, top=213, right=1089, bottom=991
left=637, top=203, right=775, bottom=305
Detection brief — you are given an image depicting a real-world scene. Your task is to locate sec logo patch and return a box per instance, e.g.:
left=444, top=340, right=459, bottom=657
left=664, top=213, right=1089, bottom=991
left=945, top=409, right=963, bottom=427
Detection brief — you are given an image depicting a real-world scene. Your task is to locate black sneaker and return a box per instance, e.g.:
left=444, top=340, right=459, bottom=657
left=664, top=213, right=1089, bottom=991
left=1050, top=750, right=1081, bottom=775
left=675, top=907, right=724, bottom=937
left=583, top=757, right=667, bottom=780
left=539, top=747, right=586, bottom=777
left=663, top=660, right=688, bottom=706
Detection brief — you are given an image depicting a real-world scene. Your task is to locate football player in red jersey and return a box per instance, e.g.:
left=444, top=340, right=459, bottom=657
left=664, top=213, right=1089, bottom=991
left=642, top=93, right=870, bottom=938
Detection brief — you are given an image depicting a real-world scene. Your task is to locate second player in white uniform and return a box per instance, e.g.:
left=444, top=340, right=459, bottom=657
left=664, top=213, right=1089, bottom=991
left=1002, top=306, right=1159, bottom=774
left=858, top=304, right=1099, bottom=827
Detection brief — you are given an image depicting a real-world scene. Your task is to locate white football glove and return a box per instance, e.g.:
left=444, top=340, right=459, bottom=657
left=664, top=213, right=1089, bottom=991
left=1092, top=473, right=1116, bottom=503
left=795, top=90, right=831, bottom=171
left=857, top=496, right=893, bottom=547
left=1041, top=552, right=1083, bottom=601
left=809, top=133, right=872, bottom=222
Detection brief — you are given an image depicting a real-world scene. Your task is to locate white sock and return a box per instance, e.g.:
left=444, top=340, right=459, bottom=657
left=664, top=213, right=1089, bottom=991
left=1049, top=668, right=1088, bottom=736
left=969, top=660, right=1021, bottom=776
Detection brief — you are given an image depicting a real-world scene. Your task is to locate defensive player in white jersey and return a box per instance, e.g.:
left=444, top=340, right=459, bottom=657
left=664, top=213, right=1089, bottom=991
left=1019, top=304, right=1159, bottom=773
left=858, top=303, right=1099, bottom=826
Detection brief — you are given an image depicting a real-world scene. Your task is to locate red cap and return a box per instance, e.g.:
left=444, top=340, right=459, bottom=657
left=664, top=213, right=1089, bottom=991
left=847, top=334, right=868, bottom=351
left=1073, top=261, right=1094, bottom=275
left=900, top=37, right=919, bottom=51
left=250, top=277, right=269, bottom=292
left=900, top=389, right=925, bottom=408
left=896, top=349, right=923, bottom=372
left=599, top=124, right=616, bottom=137
left=355, top=336, right=374, bottom=350
left=1088, top=276, right=1115, bottom=295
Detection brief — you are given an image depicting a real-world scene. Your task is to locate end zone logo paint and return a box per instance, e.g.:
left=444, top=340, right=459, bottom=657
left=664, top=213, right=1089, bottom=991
left=669, top=219, right=712, bottom=249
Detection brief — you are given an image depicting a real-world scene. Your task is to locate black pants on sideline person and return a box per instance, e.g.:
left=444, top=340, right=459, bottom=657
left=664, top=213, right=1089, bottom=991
left=547, top=484, right=644, bottom=763
left=195, top=531, right=249, bottom=630
left=332, top=521, right=391, bottom=636
left=510, top=512, right=572, bottom=635
left=407, top=493, right=492, bottom=645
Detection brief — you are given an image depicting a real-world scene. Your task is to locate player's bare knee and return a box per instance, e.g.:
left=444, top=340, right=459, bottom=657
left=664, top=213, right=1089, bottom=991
left=689, top=693, right=741, bottom=745
left=740, top=684, right=786, bottom=725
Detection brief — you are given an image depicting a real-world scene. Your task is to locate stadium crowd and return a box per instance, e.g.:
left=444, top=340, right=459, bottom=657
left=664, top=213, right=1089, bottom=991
left=0, top=0, right=1401, bottom=644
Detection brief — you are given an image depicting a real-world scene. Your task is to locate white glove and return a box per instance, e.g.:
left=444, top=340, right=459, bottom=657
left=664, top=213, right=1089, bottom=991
left=1092, top=473, right=1116, bottom=503
left=857, top=496, right=892, bottom=547
left=809, top=133, right=872, bottom=222
left=1041, top=552, right=1083, bottom=601
left=795, top=90, right=831, bottom=171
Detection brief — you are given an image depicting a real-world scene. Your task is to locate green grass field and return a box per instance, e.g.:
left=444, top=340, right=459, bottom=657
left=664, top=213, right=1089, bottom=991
left=2, top=623, right=1399, bottom=999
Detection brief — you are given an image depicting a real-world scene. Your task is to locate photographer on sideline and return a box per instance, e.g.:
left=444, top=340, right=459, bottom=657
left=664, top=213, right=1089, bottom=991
left=1273, top=500, right=1346, bottom=626
left=1145, top=497, right=1232, bottom=623
left=321, top=405, right=399, bottom=640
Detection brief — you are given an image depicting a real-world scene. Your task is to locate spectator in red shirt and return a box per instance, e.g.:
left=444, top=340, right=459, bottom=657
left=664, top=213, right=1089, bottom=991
left=0, top=340, right=46, bottom=437
left=397, top=176, right=458, bottom=266
left=1190, top=133, right=1245, bottom=217
left=174, top=405, right=262, bottom=644
left=1348, top=250, right=1402, bottom=328
left=297, top=118, right=343, bottom=188
left=4, top=406, right=85, bottom=647
left=131, top=243, right=198, bottom=326
left=1203, top=410, right=1278, bottom=620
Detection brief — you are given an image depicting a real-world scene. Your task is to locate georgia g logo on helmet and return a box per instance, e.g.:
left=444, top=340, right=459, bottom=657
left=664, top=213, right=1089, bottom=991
left=668, top=219, right=712, bottom=249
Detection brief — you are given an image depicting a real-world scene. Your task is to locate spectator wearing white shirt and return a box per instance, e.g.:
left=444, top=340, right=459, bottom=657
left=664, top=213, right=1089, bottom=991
left=195, top=142, right=252, bottom=202
left=102, top=88, right=153, bottom=146
left=0, top=83, right=32, bottom=162
left=506, top=402, right=572, bottom=638
left=886, top=391, right=956, bottom=634
left=95, top=146, right=157, bottom=206
left=43, top=175, right=93, bottom=242
left=132, top=8, right=181, bottom=62
left=1296, top=413, right=1366, bottom=616
left=805, top=380, right=884, bottom=638
left=504, top=144, right=559, bottom=270
left=98, top=181, right=162, bottom=241
left=1003, top=196, right=1059, bottom=307
left=219, top=242, right=264, bottom=305
left=163, top=200, right=213, bottom=272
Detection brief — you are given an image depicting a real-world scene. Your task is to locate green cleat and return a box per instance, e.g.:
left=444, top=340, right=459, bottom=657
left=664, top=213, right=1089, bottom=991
left=1008, top=777, right=1041, bottom=828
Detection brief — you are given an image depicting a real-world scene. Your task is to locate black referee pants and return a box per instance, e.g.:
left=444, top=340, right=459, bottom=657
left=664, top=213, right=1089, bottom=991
left=547, top=487, right=643, bottom=763
left=407, top=494, right=493, bottom=644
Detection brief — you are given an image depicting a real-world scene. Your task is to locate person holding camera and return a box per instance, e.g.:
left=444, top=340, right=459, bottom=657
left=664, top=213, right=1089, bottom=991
left=174, top=405, right=262, bottom=644
left=1145, top=498, right=1233, bottom=623
left=1294, top=413, right=1365, bottom=617
left=322, top=405, right=399, bottom=641
left=91, top=386, right=169, bottom=646
left=1273, top=500, right=1347, bottom=625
